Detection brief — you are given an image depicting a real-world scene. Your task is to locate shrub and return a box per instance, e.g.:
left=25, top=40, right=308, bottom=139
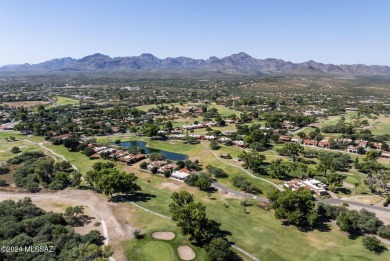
left=357, top=209, right=383, bottom=234
left=231, top=176, right=261, bottom=194
left=133, top=229, right=142, bottom=239
left=206, top=238, right=233, bottom=261
left=150, top=166, right=158, bottom=174
left=362, top=236, right=387, bottom=253
left=0, top=179, right=7, bottom=186
left=11, top=146, right=21, bottom=154
left=206, top=165, right=228, bottom=178
left=140, top=162, right=148, bottom=170
left=0, top=166, right=10, bottom=174
left=377, top=225, right=390, bottom=240
left=317, top=203, right=347, bottom=220
left=210, top=140, right=220, bottom=150
left=163, top=170, right=171, bottom=178
left=149, top=153, right=167, bottom=161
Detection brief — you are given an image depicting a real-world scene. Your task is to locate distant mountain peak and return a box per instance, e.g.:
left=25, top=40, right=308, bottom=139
left=140, top=53, right=158, bottom=58
left=230, top=52, right=253, bottom=59
left=1, top=53, right=389, bottom=76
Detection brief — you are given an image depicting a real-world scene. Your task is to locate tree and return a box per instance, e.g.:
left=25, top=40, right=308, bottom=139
left=172, top=201, right=213, bottom=244
left=149, top=153, right=167, bottom=161
left=326, top=172, right=345, bottom=191
left=84, top=147, right=95, bottom=158
left=206, top=165, right=228, bottom=178
left=25, top=180, right=39, bottom=193
left=63, top=138, right=80, bottom=151
left=70, top=171, right=82, bottom=187
left=336, top=210, right=359, bottom=233
left=239, top=150, right=266, bottom=173
left=11, top=146, right=21, bottom=154
left=362, top=236, right=387, bottom=253
left=86, top=164, right=141, bottom=197
left=277, top=142, right=303, bottom=162
left=206, top=238, right=233, bottom=261
left=268, top=159, right=290, bottom=180
left=231, top=176, right=261, bottom=194
left=140, top=162, right=148, bottom=170
left=378, top=225, right=390, bottom=240
left=196, top=176, right=212, bottom=191
left=210, top=140, right=220, bottom=150
left=170, top=191, right=194, bottom=209
left=268, top=189, right=317, bottom=227
left=64, top=206, right=85, bottom=225
left=357, top=209, right=383, bottom=234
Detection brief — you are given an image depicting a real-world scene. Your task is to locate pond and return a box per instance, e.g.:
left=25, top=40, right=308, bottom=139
left=119, top=140, right=187, bottom=161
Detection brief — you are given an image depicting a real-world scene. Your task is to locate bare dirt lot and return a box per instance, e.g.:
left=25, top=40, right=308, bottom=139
left=0, top=189, right=135, bottom=261
left=2, top=101, right=50, bottom=108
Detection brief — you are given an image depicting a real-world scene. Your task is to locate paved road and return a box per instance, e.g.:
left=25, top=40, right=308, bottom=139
left=321, top=198, right=390, bottom=213
left=213, top=181, right=390, bottom=213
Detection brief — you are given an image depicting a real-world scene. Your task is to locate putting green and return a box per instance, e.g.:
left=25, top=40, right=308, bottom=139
left=140, top=241, right=174, bottom=261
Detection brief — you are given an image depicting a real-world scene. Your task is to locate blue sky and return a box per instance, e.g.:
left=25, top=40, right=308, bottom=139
left=0, top=0, right=389, bottom=66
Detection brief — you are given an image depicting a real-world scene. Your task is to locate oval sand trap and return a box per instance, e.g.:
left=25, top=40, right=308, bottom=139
left=177, top=245, right=196, bottom=260
left=152, top=231, right=175, bottom=240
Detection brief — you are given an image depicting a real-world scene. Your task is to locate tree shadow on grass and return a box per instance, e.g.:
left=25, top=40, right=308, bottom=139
left=110, top=192, right=156, bottom=203
left=315, top=221, right=331, bottom=232
left=335, top=187, right=351, bottom=195
left=73, top=215, right=94, bottom=227
left=347, top=231, right=364, bottom=240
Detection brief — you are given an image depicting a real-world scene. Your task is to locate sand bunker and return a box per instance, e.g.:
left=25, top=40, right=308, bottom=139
left=151, top=231, right=175, bottom=240
left=177, top=246, right=196, bottom=260
left=160, top=182, right=183, bottom=190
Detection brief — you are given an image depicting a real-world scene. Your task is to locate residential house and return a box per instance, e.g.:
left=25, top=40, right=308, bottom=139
left=291, top=137, right=303, bottom=144
left=171, top=168, right=193, bottom=181
left=303, top=139, right=318, bottom=147
left=278, top=135, right=292, bottom=142
left=318, top=139, right=330, bottom=149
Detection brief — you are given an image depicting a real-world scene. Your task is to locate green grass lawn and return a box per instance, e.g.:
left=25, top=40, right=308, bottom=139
left=0, top=131, right=27, bottom=140
left=97, top=135, right=276, bottom=194
left=0, top=134, right=40, bottom=161
left=344, top=172, right=370, bottom=195
left=45, top=143, right=110, bottom=174
left=123, top=207, right=209, bottom=261
left=124, top=172, right=389, bottom=261
left=54, top=96, right=79, bottom=106
left=9, top=132, right=388, bottom=261
left=208, top=104, right=240, bottom=117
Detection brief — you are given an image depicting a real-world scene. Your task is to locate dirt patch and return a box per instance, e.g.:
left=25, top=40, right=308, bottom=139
left=178, top=246, right=196, bottom=260
left=306, top=231, right=338, bottom=250
left=341, top=196, right=383, bottom=205
left=160, top=182, right=183, bottom=190
left=2, top=101, right=50, bottom=108
left=343, top=181, right=354, bottom=189
left=0, top=189, right=135, bottom=261
left=152, top=231, right=175, bottom=240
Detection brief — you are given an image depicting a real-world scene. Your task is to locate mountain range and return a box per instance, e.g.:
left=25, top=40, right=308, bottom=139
left=1, top=52, right=390, bottom=75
